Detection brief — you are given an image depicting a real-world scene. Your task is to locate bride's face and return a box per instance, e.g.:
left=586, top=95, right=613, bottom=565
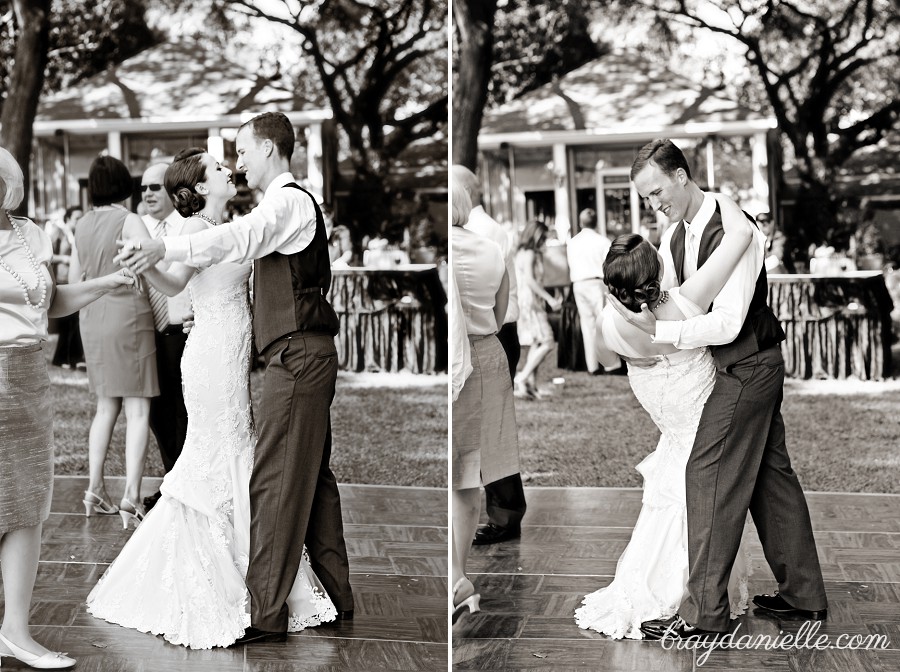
left=197, top=154, right=236, bottom=201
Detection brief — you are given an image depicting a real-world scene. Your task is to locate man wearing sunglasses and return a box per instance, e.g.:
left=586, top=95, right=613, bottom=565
left=140, top=163, right=189, bottom=512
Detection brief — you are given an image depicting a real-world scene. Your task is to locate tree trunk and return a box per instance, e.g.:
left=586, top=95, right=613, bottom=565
left=452, top=0, right=497, bottom=170
left=0, top=0, right=52, bottom=215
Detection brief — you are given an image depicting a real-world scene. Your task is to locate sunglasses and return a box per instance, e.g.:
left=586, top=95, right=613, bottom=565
left=141, top=184, right=163, bottom=193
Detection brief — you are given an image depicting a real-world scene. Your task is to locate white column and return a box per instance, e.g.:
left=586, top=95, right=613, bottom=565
left=551, top=143, right=570, bottom=240
left=751, top=131, right=769, bottom=208
left=706, top=138, right=715, bottom=189
left=594, top=161, right=607, bottom=237
left=207, top=129, right=225, bottom=162
left=107, top=132, right=122, bottom=159
left=306, top=123, right=324, bottom=194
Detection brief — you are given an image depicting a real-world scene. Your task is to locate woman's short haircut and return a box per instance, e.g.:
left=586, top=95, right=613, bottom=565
left=240, top=112, right=295, bottom=162
left=164, top=147, right=207, bottom=218
left=0, top=147, right=25, bottom=210
left=451, top=178, right=472, bottom=227
left=88, top=155, right=134, bottom=206
left=603, top=233, right=662, bottom=313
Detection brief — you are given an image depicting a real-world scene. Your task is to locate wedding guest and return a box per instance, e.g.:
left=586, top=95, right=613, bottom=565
left=451, top=178, right=518, bottom=624
left=453, top=164, right=527, bottom=546
left=567, top=208, right=621, bottom=374
left=139, top=162, right=190, bottom=511
left=51, top=206, right=86, bottom=368
left=71, top=155, right=159, bottom=528
left=0, top=146, right=134, bottom=670
left=758, top=211, right=791, bottom=274
left=513, top=219, right=561, bottom=398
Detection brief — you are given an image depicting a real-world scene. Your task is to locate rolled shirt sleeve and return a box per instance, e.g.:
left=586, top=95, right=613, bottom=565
left=163, top=173, right=317, bottom=266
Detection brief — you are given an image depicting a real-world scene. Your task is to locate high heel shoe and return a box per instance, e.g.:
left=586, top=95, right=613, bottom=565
left=0, top=632, right=76, bottom=669
left=118, top=498, right=145, bottom=529
left=82, top=489, right=118, bottom=517
left=452, top=577, right=481, bottom=625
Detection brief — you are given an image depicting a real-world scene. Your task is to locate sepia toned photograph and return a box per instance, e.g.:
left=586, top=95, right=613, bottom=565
left=451, top=1, right=899, bottom=670
left=0, top=1, right=448, bottom=671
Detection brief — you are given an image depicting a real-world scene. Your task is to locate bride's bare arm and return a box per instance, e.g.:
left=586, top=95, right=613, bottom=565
left=679, top=193, right=754, bottom=311
left=136, top=217, right=205, bottom=296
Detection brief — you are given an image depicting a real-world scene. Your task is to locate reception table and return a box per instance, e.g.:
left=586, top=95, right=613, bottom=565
left=557, top=271, right=894, bottom=380
left=327, top=264, right=447, bottom=374
left=767, top=271, right=893, bottom=380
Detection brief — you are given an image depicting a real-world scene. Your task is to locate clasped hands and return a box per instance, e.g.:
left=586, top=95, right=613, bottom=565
left=114, top=238, right=166, bottom=275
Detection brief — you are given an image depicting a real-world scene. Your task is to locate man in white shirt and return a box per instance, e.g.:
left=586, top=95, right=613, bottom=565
left=116, top=112, right=354, bottom=643
left=453, top=164, right=527, bottom=546
left=140, top=163, right=189, bottom=511
left=613, top=139, right=826, bottom=641
left=566, top=208, right=618, bottom=374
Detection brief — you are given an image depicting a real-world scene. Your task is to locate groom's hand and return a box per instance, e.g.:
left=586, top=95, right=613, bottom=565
left=114, top=238, right=165, bottom=275
left=608, top=295, right=657, bottom=336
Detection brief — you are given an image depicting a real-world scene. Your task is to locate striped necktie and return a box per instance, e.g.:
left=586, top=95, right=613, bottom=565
left=147, top=219, right=169, bottom=331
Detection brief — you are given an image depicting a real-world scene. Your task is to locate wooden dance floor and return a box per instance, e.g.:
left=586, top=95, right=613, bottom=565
left=454, top=487, right=900, bottom=671
left=0, top=476, right=448, bottom=672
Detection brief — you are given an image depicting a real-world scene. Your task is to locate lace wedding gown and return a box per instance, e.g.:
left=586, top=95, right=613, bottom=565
left=574, top=289, right=749, bottom=639
left=87, top=260, right=336, bottom=649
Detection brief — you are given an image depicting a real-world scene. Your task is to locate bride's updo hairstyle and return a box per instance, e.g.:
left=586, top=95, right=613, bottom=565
left=603, top=234, right=662, bottom=313
left=164, top=147, right=207, bottom=218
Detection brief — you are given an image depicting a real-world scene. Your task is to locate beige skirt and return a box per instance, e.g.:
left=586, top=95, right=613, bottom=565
left=452, top=334, right=519, bottom=490
left=0, top=343, right=53, bottom=533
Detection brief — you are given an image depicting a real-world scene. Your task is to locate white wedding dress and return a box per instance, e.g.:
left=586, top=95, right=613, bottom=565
left=87, top=259, right=336, bottom=649
left=575, top=289, right=749, bottom=639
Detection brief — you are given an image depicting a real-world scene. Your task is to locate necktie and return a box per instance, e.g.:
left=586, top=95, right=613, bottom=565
left=683, top=221, right=698, bottom=279
left=147, top=219, right=169, bottom=331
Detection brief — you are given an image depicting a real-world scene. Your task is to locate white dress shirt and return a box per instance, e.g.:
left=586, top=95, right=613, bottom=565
left=143, top=212, right=191, bottom=325
left=655, top=192, right=766, bottom=349
left=464, top=205, right=519, bottom=323
left=163, top=173, right=317, bottom=266
left=566, top=228, right=611, bottom=282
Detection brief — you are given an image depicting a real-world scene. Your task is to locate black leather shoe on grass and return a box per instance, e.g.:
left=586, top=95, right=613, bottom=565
left=752, top=593, right=827, bottom=620
left=473, top=523, right=521, bottom=545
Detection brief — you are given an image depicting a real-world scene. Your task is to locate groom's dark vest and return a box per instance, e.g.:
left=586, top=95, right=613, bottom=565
left=252, top=182, right=340, bottom=353
left=670, top=203, right=785, bottom=369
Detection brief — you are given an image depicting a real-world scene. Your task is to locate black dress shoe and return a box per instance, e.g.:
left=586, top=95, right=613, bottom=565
left=473, top=523, right=521, bottom=545
left=142, top=491, right=162, bottom=511
left=640, top=615, right=726, bottom=641
left=752, top=593, right=827, bottom=620
left=336, top=610, right=354, bottom=621
left=230, top=627, right=288, bottom=646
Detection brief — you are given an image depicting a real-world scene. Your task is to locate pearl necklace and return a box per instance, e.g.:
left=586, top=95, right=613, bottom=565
left=655, top=290, right=669, bottom=308
left=0, top=217, right=48, bottom=310
left=195, top=213, right=220, bottom=227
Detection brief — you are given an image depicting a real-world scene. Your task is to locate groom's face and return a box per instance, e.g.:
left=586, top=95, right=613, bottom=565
left=634, top=163, right=691, bottom=224
left=235, top=127, right=267, bottom=191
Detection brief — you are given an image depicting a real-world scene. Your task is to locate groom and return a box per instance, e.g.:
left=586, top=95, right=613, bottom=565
left=613, top=139, right=827, bottom=640
left=116, top=112, right=354, bottom=643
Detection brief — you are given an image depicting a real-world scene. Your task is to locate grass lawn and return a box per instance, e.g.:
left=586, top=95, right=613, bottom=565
left=49, top=350, right=448, bottom=488
left=515, top=344, right=900, bottom=494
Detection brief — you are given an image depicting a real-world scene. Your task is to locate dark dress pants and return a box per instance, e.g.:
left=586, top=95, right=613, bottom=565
left=483, top=321, right=527, bottom=529
left=679, top=347, right=827, bottom=631
left=148, top=326, right=188, bottom=472
left=245, top=333, right=353, bottom=632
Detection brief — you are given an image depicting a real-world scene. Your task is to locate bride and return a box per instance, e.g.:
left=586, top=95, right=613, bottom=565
left=574, top=193, right=755, bottom=639
left=86, top=148, right=336, bottom=648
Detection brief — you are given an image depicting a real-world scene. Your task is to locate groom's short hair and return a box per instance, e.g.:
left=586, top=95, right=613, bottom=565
left=630, top=139, right=692, bottom=182
left=241, top=112, right=295, bottom=162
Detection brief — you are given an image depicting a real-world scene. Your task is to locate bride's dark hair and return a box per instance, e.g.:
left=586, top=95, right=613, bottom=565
left=603, top=234, right=662, bottom=313
left=164, top=147, right=207, bottom=218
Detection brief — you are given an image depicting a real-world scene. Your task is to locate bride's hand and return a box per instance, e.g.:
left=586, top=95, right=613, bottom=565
left=608, top=295, right=657, bottom=335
